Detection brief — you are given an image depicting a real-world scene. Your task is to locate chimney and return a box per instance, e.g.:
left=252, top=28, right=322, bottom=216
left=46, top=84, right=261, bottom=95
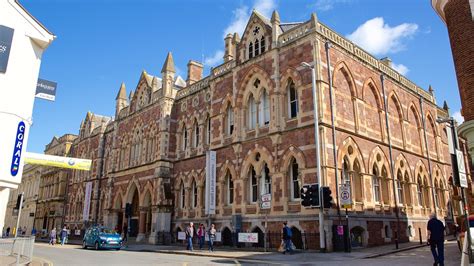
left=187, top=60, right=203, bottom=85
left=380, top=57, right=392, bottom=67
left=224, top=33, right=234, bottom=62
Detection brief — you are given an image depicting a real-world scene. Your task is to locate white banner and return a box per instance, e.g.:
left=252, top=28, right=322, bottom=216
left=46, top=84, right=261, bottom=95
left=238, top=233, right=258, bottom=243
left=205, top=151, right=216, bottom=215
left=83, top=182, right=93, bottom=221
left=177, top=231, right=186, bottom=240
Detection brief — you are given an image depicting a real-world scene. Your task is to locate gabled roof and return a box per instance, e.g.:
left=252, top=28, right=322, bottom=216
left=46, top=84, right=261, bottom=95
left=280, top=22, right=303, bottom=32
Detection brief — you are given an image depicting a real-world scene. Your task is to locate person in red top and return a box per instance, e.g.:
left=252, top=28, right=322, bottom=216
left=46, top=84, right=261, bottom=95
left=197, top=224, right=205, bottom=249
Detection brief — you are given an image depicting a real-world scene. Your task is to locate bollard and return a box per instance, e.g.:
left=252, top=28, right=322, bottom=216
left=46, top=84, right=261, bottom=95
left=419, top=228, right=422, bottom=245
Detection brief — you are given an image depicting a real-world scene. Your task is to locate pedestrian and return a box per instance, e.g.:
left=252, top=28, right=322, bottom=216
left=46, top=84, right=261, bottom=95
left=122, top=223, right=128, bottom=243
left=208, top=224, right=216, bottom=252
left=197, top=224, right=205, bottom=249
left=427, top=213, right=445, bottom=266
left=60, top=226, right=68, bottom=245
left=6, top=227, right=10, bottom=237
left=282, top=222, right=293, bottom=254
left=49, top=228, right=57, bottom=245
left=22, top=226, right=26, bottom=236
left=31, top=227, right=37, bottom=236
left=17, top=226, right=22, bottom=236
left=185, top=222, right=194, bottom=251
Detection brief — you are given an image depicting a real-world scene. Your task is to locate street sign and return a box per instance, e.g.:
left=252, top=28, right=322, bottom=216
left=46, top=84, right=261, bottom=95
left=260, top=193, right=271, bottom=209
left=261, top=201, right=271, bottom=209
left=456, top=149, right=468, bottom=188
left=340, top=184, right=352, bottom=208
left=0, top=25, right=14, bottom=73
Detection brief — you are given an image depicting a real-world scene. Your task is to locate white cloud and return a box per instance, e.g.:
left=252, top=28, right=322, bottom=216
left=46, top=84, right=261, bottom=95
left=392, top=63, right=409, bottom=75
left=253, top=0, right=277, bottom=17
left=453, top=111, right=464, bottom=124
left=313, top=0, right=351, bottom=11
left=204, top=50, right=224, bottom=67
left=346, top=17, right=418, bottom=56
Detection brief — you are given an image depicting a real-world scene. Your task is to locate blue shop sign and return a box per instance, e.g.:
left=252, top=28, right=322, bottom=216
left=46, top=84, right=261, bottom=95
left=11, top=121, right=26, bottom=176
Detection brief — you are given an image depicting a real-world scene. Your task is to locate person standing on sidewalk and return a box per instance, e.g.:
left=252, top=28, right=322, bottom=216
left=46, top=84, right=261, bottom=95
left=282, top=222, right=293, bottom=254
left=427, top=213, right=445, bottom=266
left=122, top=223, right=128, bottom=244
left=197, top=224, right=205, bottom=249
left=208, top=224, right=216, bottom=252
left=185, top=222, right=194, bottom=251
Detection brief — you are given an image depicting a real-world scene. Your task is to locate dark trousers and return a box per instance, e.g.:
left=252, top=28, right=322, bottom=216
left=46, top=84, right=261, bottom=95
left=430, top=240, right=444, bottom=266
left=199, top=236, right=204, bottom=249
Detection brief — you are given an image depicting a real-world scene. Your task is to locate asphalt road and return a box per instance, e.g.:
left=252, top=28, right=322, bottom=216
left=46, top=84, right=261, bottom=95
left=33, top=241, right=461, bottom=266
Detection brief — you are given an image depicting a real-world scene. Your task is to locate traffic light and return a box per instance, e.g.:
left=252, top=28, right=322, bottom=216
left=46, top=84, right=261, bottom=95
left=125, top=203, right=132, bottom=218
left=310, top=184, right=320, bottom=207
left=321, top=186, right=333, bottom=209
left=300, top=185, right=311, bottom=207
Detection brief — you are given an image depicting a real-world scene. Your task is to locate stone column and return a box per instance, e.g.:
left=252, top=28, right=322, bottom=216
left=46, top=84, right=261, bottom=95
left=136, top=210, right=146, bottom=242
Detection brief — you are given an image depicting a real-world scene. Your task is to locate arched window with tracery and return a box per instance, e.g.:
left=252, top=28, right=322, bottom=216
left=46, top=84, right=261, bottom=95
left=180, top=182, right=185, bottom=209
left=248, top=42, right=254, bottom=59
left=289, top=158, right=300, bottom=201
left=372, top=165, right=381, bottom=203
left=381, top=166, right=390, bottom=205
left=250, top=166, right=258, bottom=203
left=260, top=36, right=266, bottom=53
left=259, top=90, right=270, bottom=126
left=417, top=175, right=424, bottom=207
left=396, top=170, right=404, bottom=205
left=404, top=172, right=412, bottom=206
left=261, top=163, right=271, bottom=195
left=193, top=120, right=199, bottom=148
left=254, top=39, right=260, bottom=56
left=192, top=180, right=198, bottom=208
left=226, top=105, right=234, bottom=135
left=226, top=171, right=234, bottom=205
left=288, top=79, right=298, bottom=119
left=248, top=95, right=257, bottom=129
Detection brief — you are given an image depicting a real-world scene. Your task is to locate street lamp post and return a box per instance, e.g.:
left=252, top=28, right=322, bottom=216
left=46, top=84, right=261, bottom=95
left=301, top=61, right=325, bottom=251
left=437, top=116, right=472, bottom=262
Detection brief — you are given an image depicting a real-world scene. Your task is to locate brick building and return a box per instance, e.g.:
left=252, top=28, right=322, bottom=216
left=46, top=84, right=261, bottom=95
left=62, top=10, right=466, bottom=249
left=34, top=134, right=77, bottom=234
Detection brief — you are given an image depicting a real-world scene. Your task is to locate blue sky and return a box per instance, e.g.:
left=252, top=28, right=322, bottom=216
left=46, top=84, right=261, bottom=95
left=22, top=0, right=461, bottom=153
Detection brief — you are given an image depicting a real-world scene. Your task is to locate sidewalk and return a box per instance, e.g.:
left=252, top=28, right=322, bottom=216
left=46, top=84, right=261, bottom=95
left=34, top=238, right=436, bottom=263
left=0, top=255, right=51, bottom=266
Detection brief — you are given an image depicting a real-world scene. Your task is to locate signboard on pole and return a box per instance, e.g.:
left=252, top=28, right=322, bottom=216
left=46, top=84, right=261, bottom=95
left=205, top=151, right=216, bottom=215
left=238, top=233, right=258, bottom=243
left=340, top=184, right=352, bottom=208
left=260, top=193, right=271, bottom=209
left=83, top=182, right=92, bottom=221
left=0, top=25, right=14, bottom=73
left=24, top=152, right=92, bottom=171
left=456, top=149, right=468, bottom=188
left=35, top=79, right=57, bottom=101
left=177, top=232, right=186, bottom=240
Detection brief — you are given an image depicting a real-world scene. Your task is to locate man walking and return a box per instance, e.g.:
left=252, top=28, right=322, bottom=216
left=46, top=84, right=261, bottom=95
left=49, top=228, right=57, bottom=245
left=282, top=222, right=293, bottom=254
left=427, top=213, right=445, bottom=266
left=185, top=222, right=194, bottom=251
left=60, top=226, right=68, bottom=245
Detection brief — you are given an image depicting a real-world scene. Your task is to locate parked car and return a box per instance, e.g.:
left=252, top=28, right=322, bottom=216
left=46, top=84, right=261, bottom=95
left=82, top=226, right=122, bottom=250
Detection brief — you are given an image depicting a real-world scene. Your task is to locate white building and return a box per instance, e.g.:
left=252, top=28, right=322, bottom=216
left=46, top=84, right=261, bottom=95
left=0, top=0, right=55, bottom=233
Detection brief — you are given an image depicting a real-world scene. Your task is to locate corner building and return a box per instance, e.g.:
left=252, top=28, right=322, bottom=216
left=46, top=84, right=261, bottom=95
left=67, top=10, right=464, bottom=249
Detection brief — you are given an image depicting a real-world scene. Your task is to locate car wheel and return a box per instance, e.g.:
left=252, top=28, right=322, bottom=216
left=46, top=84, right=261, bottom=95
left=95, top=242, right=99, bottom=250
left=82, top=241, right=87, bottom=249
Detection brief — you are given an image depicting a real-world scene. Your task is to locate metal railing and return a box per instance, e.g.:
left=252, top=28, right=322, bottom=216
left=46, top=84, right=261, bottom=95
left=0, top=236, right=35, bottom=265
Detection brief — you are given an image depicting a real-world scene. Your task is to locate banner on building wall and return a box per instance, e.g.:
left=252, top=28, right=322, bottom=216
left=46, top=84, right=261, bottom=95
left=205, top=150, right=216, bottom=215
left=83, top=182, right=92, bottom=221
left=24, top=152, right=91, bottom=171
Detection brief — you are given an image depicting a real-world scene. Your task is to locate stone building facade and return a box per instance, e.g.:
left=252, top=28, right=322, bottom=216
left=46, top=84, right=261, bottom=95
left=61, top=10, right=467, bottom=249
left=34, top=134, right=77, bottom=234
left=4, top=164, right=42, bottom=235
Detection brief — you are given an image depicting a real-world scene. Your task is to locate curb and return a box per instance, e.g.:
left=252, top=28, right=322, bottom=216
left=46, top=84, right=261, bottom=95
left=31, top=256, right=54, bottom=266
left=124, top=248, right=275, bottom=261
left=363, top=244, right=428, bottom=259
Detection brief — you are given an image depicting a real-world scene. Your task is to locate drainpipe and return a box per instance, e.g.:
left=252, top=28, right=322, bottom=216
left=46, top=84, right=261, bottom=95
left=380, top=74, right=401, bottom=249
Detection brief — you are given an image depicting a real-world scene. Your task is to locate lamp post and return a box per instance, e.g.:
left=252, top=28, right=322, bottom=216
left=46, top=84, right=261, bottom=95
left=301, top=61, right=325, bottom=251
left=437, top=116, right=472, bottom=262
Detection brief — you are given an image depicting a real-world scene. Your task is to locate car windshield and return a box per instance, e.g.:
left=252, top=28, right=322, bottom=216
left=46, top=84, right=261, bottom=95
left=98, top=228, right=116, bottom=234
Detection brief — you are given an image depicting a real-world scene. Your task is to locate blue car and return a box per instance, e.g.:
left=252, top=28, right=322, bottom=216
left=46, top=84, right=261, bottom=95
left=82, top=226, right=122, bottom=250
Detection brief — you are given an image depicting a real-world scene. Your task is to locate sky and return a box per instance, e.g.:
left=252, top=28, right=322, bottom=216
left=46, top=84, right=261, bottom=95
left=21, top=0, right=462, bottom=153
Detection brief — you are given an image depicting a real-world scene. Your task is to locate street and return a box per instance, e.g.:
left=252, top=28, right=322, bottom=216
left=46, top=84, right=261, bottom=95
left=33, top=241, right=461, bottom=265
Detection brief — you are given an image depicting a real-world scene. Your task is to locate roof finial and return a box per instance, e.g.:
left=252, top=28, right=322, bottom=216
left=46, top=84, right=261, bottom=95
left=116, top=82, right=127, bottom=100
left=271, top=10, right=280, bottom=24
left=161, top=52, right=176, bottom=73
left=428, top=84, right=434, bottom=95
